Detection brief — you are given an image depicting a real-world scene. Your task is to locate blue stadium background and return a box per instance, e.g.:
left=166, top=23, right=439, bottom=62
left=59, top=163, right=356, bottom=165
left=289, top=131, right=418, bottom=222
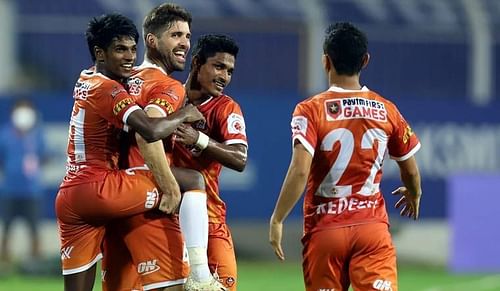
left=1, top=0, right=500, bottom=224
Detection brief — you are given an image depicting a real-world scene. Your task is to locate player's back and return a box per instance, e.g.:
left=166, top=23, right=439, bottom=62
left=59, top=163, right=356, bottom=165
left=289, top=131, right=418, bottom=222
left=63, top=69, right=138, bottom=187
left=293, top=86, right=420, bottom=234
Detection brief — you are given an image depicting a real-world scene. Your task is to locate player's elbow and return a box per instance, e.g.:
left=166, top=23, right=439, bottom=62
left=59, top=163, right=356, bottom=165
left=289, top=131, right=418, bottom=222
left=137, top=128, right=161, bottom=143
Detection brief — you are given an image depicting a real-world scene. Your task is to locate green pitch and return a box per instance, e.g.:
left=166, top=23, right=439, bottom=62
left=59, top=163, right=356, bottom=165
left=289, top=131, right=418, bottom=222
left=1, top=261, right=499, bottom=291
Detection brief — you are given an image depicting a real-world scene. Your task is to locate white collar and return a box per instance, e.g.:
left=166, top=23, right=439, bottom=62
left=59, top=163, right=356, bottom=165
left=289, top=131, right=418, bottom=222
left=327, top=85, right=369, bottom=92
left=137, top=59, right=168, bottom=76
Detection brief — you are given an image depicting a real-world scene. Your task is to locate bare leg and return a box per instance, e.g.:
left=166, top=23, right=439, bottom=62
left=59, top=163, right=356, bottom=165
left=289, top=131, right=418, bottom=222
left=64, top=264, right=97, bottom=291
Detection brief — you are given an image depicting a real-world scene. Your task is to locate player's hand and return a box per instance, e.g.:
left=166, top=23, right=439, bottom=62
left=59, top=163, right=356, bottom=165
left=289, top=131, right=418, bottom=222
left=269, top=219, right=285, bottom=261
left=181, top=104, right=205, bottom=123
left=158, top=189, right=181, bottom=214
left=174, top=124, right=199, bottom=146
left=392, top=186, right=421, bottom=220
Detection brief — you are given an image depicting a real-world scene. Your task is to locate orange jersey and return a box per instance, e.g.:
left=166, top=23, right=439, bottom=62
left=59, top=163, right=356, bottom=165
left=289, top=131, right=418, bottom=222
left=61, top=69, right=141, bottom=188
left=172, top=95, right=247, bottom=223
left=126, top=61, right=186, bottom=167
left=292, top=86, right=420, bottom=236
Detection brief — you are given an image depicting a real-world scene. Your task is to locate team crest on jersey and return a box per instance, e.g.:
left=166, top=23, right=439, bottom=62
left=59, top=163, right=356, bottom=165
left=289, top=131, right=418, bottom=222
left=73, top=81, right=91, bottom=100
left=151, top=98, right=174, bottom=114
left=113, top=98, right=134, bottom=115
left=291, top=116, right=307, bottom=136
left=227, top=113, right=246, bottom=135
left=127, top=77, right=144, bottom=96
left=325, top=98, right=387, bottom=122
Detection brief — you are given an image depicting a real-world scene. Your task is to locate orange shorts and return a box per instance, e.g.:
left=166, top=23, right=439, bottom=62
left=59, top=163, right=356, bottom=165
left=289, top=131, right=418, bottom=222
left=102, top=222, right=236, bottom=290
left=102, top=212, right=189, bottom=291
left=55, top=168, right=161, bottom=275
left=208, top=223, right=237, bottom=290
left=302, top=222, right=397, bottom=291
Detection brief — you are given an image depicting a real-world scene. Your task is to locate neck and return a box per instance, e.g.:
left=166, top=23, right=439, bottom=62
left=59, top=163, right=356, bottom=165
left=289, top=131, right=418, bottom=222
left=95, top=63, right=125, bottom=83
left=145, top=51, right=172, bottom=75
left=185, top=74, right=211, bottom=106
left=328, top=73, right=362, bottom=90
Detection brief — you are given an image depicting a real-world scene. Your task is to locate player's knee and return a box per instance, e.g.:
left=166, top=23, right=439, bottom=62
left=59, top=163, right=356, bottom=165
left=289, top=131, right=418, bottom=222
left=182, top=169, right=205, bottom=192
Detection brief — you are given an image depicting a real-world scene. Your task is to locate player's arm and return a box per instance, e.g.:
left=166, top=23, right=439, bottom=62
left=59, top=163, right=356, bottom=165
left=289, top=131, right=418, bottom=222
left=392, top=155, right=422, bottom=220
left=269, top=141, right=312, bottom=260
left=174, top=124, right=247, bottom=171
left=135, top=106, right=181, bottom=214
left=127, top=104, right=204, bottom=143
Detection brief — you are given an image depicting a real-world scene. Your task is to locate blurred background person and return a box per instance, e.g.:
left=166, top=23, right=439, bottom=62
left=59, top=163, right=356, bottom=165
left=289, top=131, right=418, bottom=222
left=0, top=98, right=47, bottom=263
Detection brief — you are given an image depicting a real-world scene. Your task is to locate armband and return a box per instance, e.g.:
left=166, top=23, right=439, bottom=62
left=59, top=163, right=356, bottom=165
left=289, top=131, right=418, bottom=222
left=195, top=131, right=209, bottom=150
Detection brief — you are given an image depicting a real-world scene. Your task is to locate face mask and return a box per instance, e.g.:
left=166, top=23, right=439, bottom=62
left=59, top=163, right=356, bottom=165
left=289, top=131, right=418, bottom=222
left=11, top=106, right=36, bottom=131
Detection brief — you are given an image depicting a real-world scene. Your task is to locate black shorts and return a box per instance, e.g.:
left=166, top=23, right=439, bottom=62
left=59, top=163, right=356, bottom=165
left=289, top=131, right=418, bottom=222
left=1, top=196, right=41, bottom=230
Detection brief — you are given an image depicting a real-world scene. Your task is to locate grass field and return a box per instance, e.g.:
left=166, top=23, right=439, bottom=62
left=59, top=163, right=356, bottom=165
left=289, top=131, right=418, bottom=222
left=1, top=261, right=500, bottom=291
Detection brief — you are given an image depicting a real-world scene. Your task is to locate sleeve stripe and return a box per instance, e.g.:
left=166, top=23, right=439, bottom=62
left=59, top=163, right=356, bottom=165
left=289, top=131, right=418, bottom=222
left=122, top=105, right=142, bottom=125
left=293, top=135, right=314, bottom=157
left=224, top=139, right=248, bottom=147
left=390, top=142, right=421, bottom=161
left=144, top=104, right=168, bottom=117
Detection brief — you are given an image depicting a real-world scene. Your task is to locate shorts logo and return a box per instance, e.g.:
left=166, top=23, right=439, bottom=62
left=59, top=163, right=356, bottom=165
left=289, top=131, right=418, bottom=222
left=61, top=246, right=74, bottom=260
left=137, top=259, right=160, bottom=275
left=227, top=113, right=246, bottom=135
left=373, top=279, right=393, bottom=291
left=291, top=116, right=307, bottom=136
left=145, top=188, right=159, bottom=209
left=225, top=277, right=236, bottom=287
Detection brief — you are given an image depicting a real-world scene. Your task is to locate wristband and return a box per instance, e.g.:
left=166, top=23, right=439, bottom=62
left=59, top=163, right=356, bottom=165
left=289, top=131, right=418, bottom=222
left=195, top=131, right=209, bottom=150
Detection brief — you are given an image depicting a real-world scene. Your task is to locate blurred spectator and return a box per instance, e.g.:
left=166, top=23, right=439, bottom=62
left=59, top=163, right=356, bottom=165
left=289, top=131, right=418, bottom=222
left=0, top=99, right=46, bottom=262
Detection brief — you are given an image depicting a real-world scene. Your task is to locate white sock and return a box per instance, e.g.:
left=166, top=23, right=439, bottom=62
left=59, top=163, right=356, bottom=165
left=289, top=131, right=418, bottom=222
left=179, top=191, right=211, bottom=281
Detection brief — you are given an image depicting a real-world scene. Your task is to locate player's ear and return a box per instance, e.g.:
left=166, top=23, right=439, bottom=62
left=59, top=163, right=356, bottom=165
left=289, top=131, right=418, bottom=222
left=322, top=54, right=331, bottom=73
left=361, top=53, right=370, bottom=69
left=191, top=56, right=201, bottom=71
left=94, top=46, right=104, bottom=62
left=145, top=33, right=157, bottom=49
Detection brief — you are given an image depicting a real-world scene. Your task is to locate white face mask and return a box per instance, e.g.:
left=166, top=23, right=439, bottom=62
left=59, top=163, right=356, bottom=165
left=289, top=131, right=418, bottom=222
left=11, top=106, right=36, bottom=131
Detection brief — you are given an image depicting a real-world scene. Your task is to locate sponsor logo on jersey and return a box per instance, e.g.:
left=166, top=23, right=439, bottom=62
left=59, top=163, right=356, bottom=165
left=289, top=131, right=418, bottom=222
left=151, top=98, right=174, bottom=114
left=325, top=98, right=387, bottom=122
left=110, top=85, right=126, bottom=99
left=403, top=125, right=414, bottom=144
left=113, top=98, right=134, bottom=115
left=373, top=279, right=393, bottom=291
left=127, top=77, right=144, bottom=96
left=137, top=259, right=160, bottom=275
left=61, top=246, right=74, bottom=260
left=315, top=197, right=379, bottom=215
left=162, top=89, right=179, bottom=101
left=291, top=116, right=308, bottom=136
left=227, top=113, right=246, bottom=135
left=73, top=81, right=91, bottom=100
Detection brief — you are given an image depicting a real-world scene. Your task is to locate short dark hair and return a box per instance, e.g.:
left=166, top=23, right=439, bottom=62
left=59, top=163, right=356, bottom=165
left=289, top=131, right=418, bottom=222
left=143, top=3, right=192, bottom=38
left=86, top=13, right=139, bottom=62
left=192, top=34, right=239, bottom=65
left=323, top=22, right=368, bottom=75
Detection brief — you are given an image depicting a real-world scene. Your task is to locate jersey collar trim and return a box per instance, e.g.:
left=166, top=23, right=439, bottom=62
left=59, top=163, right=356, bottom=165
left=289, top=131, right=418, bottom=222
left=327, top=85, right=369, bottom=92
left=137, top=59, right=168, bottom=76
